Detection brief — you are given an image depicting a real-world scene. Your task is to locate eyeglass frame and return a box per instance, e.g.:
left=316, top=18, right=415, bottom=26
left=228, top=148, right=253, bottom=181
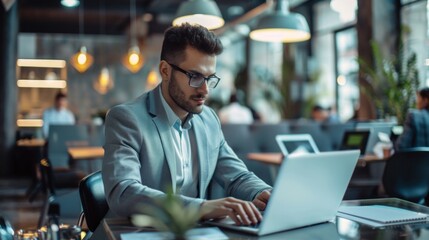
left=167, top=62, right=221, bottom=89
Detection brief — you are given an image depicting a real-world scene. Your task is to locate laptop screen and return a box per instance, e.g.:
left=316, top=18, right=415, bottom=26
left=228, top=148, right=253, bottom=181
left=282, top=140, right=317, bottom=155
left=276, top=134, right=319, bottom=156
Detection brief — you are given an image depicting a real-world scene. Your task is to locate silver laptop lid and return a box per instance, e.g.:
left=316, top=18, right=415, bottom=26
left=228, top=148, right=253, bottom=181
left=259, top=150, right=360, bottom=235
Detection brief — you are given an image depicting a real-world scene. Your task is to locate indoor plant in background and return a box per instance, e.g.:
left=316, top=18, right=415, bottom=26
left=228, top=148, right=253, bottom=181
left=358, top=39, right=420, bottom=124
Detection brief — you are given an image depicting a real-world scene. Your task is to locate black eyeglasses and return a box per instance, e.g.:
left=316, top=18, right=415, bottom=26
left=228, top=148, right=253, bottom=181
left=167, top=62, right=221, bottom=89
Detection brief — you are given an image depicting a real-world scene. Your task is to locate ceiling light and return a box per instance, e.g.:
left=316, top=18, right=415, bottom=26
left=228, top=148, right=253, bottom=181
left=123, top=0, right=144, bottom=73
left=61, top=0, right=80, bottom=8
left=123, top=46, right=144, bottom=73
left=173, top=0, right=225, bottom=30
left=250, top=0, right=310, bottom=43
left=146, top=67, right=160, bottom=91
left=70, top=46, right=93, bottom=73
left=70, top=1, right=93, bottom=72
left=94, top=67, right=114, bottom=94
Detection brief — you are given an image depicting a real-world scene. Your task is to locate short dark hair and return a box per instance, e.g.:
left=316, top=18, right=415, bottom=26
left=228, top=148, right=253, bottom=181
left=419, top=87, right=429, bottom=100
left=55, top=91, right=67, bottom=102
left=160, top=23, right=223, bottom=63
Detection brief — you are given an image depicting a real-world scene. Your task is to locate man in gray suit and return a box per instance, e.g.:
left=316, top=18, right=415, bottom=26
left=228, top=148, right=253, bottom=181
left=103, top=23, right=271, bottom=225
left=396, top=87, right=429, bottom=149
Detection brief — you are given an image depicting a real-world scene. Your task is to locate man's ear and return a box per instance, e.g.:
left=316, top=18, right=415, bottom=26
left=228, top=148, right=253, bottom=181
left=159, top=60, right=170, bottom=82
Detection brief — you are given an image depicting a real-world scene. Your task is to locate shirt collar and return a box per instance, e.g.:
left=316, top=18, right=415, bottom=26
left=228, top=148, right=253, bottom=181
left=159, top=87, right=193, bottom=130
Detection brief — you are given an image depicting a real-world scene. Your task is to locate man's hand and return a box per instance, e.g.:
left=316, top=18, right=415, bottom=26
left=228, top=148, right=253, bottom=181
left=252, top=190, right=271, bottom=211
left=200, top=197, right=262, bottom=225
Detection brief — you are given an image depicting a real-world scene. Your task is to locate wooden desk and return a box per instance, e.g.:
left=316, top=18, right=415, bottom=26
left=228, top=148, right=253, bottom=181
left=68, top=146, right=104, bottom=160
left=68, top=146, right=104, bottom=172
left=247, top=152, right=386, bottom=167
left=16, top=139, right=46, bottom=147
left=91, top=198, right=429, bottom=240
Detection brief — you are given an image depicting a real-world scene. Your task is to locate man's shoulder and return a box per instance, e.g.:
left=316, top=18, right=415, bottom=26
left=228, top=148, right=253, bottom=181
left=109, top=93, right=148, bottom=112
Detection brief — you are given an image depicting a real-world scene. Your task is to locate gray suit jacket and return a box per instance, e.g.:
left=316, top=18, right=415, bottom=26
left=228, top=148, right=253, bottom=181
left=103, top=85, right=271, bottom=217
left=396, top=109, right=429, bottom=149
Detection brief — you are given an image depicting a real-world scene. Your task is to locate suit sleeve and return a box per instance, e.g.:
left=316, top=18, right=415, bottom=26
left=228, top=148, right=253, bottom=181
left=208, top=109, right=272, bottom=201
left=396, top=111, right=416, bottom=150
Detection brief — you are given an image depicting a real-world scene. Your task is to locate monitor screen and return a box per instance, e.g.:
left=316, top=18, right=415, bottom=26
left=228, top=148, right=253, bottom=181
left=346, top=134, right=365, bottom=146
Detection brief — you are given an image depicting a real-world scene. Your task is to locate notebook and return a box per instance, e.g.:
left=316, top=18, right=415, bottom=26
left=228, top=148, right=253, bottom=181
left=339, top=130, right=370, bottom=155
left=207, top=150, right=360, bottom=236
left=275, top=134, right=319, bottom=156
left=338, top=205, right=428, bottom=226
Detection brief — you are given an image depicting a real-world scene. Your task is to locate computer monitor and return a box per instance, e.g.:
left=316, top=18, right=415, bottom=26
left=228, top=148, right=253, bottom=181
left=275, top=134, right=319, bottom=156
left=340, top=130, right=370, bottom=155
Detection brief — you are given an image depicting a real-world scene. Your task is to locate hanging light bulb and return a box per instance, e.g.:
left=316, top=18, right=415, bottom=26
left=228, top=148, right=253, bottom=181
left=145, top=67, right=160, bottom=90
left=93, top=67, right=114, bottom=94
left=70, top=0, right=93, bottom=72
left=123, top=45, right=144, bottom=73
left=123, top=0, right=144, bottom=73
left=70, top=46, right=93, bottom=73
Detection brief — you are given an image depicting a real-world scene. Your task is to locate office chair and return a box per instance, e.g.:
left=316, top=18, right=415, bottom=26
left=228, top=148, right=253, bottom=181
left=78, top=171, right=109, bottom=232
left=382, top=147, right=429, bottom=205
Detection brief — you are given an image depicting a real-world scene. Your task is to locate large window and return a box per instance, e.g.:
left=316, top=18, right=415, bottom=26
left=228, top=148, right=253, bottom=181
left=401, top=0, right=429, bottom=86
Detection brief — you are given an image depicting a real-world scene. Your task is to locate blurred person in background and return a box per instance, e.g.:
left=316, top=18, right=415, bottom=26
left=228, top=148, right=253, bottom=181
left=42, top=91, right=75, bottom=138
left=395, top=87, right=429, bottom=149
left=218, top=91, right=254, bottom=124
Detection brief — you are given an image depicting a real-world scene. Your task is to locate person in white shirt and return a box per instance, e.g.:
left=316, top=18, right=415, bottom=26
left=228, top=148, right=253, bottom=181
left=42, top=92, right=75, bottom=138
left=218, top=92, right=254, bottom=124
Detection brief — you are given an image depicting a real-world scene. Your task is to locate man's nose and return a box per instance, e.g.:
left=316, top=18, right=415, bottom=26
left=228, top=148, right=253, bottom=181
left=197, top=80, right=209, bottom=94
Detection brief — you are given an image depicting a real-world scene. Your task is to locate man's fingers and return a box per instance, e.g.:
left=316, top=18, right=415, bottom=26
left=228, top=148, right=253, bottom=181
left=253, top=198, right=267, bottom=211
left=201, top=197, right=263, bottom=225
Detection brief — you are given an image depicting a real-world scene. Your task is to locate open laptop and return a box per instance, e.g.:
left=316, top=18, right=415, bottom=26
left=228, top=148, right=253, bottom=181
left=275, top=134, right=319, bottom=156
left=208, top=150, right=360, bottom=236
left=339, top=130, right=370, bottom=155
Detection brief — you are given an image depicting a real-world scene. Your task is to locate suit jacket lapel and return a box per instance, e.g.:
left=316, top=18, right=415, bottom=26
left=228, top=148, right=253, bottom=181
left=148, top=86, right=177, bottom=193
left=192, top=115, right=209, bottom=198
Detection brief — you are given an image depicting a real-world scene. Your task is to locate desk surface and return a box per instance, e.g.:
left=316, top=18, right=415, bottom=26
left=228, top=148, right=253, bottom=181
left=247, top=152, right=385, bottom=167
left=68, top=146, right=104, bottom=160
left=92, top=198, right=429, bottom=240
left=16, top=139, right=46, bottom=147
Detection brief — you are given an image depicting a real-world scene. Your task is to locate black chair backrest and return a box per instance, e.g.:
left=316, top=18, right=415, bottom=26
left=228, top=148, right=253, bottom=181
left=79, top=171, right=109, bottom=232
left=382, top=147, right=429, bottom=204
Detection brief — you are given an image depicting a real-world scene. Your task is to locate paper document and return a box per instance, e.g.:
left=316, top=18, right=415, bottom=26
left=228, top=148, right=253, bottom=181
left=121, top=227, right=228, bottom=240
left=338, top=205, right=428, bottom=226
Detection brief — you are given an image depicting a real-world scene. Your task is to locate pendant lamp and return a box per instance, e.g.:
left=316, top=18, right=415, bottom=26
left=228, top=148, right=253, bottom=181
left=250, top=0, right=310, bottom=43
left=123, top=0, right=144, bottom=73
left=94, top=67, right=114, bottom=94
left=173, top=0, right=225, bottom=30
left=70, top=0, right=93, bottom=72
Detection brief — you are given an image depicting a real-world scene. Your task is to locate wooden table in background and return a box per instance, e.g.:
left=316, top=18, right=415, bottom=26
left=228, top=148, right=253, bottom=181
left=68, top=146, right=104, bottom=173
left=247, top=152, right=386, bottom=167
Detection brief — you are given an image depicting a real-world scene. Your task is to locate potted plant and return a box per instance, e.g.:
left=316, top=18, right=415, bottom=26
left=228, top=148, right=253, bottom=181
left=358, top=39, right=420, bottom=124
left=131, top=189, right=206, bottom=240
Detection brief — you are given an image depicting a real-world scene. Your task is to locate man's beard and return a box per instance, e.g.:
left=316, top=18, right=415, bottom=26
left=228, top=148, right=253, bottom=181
left=168, top=75, right=205, bottom=114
